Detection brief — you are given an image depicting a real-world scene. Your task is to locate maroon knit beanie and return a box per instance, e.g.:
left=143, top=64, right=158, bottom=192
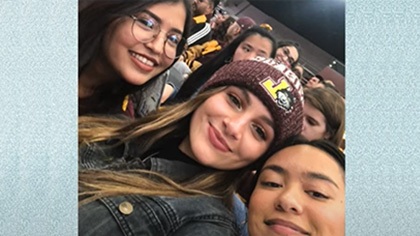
left=200, top=57, right=304, bottom=161
left=236, top=16, right=256, bottom=31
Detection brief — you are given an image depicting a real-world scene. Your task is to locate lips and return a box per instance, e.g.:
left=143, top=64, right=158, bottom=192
left=265, top=219, right=310, bottom=235
left=208, top=124, right=231, bottom=152
left=129, top=50, right=158, bottom=72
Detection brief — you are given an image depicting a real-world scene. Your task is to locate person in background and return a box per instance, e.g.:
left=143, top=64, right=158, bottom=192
left=247, top=137, right=345, bottom=236
left=305, top=74, right=324, bottom=88
left=78, top=0, right=191, bottom=117
left=159, top=15, right=241, bottom=105
left=275, top=40, right=301, bottom=69
left=304, top=74, right=341, bottom=95
left=301, top=87, right=345, bottom=147
left=188, top=0, right=220, bottom=46
left=174, top=26, right=276, bottom=101
left=78, top=58, right=304, bottom=236
left=182, top=16, right=256, bottom=72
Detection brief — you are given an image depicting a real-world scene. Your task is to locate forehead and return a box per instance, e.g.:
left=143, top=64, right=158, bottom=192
left=241, top=35, right=273, bottom=49
left=144, top=1, right=186, bottom=30
left=224, top=86, right=272, bottom=115
left=264, top=145, right=344, bottom=181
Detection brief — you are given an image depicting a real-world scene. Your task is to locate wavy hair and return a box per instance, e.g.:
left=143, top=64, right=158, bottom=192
left=79, top=86, right=250, bottom=209
left=304, top=87, right=345, bottom=146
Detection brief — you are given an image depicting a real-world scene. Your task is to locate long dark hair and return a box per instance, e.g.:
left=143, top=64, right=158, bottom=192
left=174, top=26, right=276, bottom=101
left=79, top=0, right=191, bottom=115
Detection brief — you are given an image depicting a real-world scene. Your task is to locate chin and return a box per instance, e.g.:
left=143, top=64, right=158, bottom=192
left=125, top=73, right=154, bottom=86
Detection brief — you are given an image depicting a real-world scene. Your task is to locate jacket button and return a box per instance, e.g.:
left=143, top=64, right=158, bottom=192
left=118, top=201, right=133, bottom=215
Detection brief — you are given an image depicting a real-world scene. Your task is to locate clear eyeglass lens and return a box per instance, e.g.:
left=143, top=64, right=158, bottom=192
left=131, top=15, right=183, bottom=59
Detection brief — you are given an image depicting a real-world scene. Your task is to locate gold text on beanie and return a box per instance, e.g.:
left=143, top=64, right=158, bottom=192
left=251, top=57, right=304, bottom=113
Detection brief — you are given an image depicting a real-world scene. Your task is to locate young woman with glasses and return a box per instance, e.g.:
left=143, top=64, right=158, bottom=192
left=78, top=0, right=191, bottom=117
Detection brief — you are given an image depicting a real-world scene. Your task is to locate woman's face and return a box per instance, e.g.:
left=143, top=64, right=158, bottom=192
left=102, top=1, right=186, bottom=85
left=248, top=145, right=345, bottom=236
left=276, top=46, right=299, bottom=68
left=301, top=102, right=329, bottom=141
left=179, top=86, right=275, bottom=170
left=232, top=34, right=273, bottom=62
left=306, top=77, right=324, bottom=88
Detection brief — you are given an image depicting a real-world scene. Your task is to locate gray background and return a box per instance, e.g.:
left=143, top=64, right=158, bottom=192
left=0, top=0, right=419, bottom=235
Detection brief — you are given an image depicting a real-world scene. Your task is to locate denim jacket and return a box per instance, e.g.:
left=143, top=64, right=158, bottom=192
left=79, top=195, right=239, bottom=236
left=79, top=141, right=240, bottom=235
left=79, top=139, right=209, bottom=182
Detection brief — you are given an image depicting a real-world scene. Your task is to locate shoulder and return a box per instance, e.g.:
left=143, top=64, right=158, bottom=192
left=79, top=195, right=239, bottom=236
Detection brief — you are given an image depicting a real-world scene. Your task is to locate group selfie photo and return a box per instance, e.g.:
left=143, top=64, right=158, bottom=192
left=78, top=0, right=345, bottom=235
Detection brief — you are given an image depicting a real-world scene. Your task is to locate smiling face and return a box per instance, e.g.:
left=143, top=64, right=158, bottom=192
left=276, top=46, right=299, bottom=68
left=301, top=102, right=329, bottom=141
left=232, top=34, right=273, bottom=62
left=101, top=1, right=186, bottom=86
left=248, top=145, right=345, bottom=236
left=179, top=86, right=275, bottom=170
left=305, top=77, right=324, bottom=88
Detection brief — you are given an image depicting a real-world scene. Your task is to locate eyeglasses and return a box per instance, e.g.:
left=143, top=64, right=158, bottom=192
left=281, top=47, right=295, bottom=66
left=129, top=13, right=185, bottom=59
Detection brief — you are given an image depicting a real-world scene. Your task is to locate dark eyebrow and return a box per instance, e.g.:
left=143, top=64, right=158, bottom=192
left=142, top=9, right=183, bottom=35
left=142, top=10, right=162, bottom=24
left=239, top=88, right=275, bottom=129
left=243, top=43, right=253, bottom=49
left=258, top=49, right=269, bottom=55
left=306, top=172, right=339, bottom=189
left=261, top=165, right=285, bottom=174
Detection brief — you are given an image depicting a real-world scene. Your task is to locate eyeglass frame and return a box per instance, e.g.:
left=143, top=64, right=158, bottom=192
left=128, top=14, right=186, bottom=59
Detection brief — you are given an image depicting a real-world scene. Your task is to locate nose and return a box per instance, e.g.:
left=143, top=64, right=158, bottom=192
left=223, top=116, right=247, bottom=140
left=144, top=33, right=165, bottom=56
left=274, top=186, right=303, bottom=215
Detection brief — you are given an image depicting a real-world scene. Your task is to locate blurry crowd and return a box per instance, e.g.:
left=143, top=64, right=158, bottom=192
left=78, top=0, right=345, bottom=235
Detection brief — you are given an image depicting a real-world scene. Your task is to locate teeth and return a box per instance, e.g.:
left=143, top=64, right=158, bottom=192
left=131, top=52, right=155, bottom=66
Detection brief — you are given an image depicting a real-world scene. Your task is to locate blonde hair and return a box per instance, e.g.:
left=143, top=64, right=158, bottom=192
left=304, top=87, right=345, bottom=146
left=79, top=168, right=245, bottom=209
left=79, top=86, right=247, bottom=209
left=79, top=87, right=225, bottom=150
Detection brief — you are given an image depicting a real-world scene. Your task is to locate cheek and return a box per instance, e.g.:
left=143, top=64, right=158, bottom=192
left=232, top=48, right=243, bottom=61
left=248, top=190, right=272, bottom=225
left=161, top=56, right=174, bottom=68
left=313, top=203, right=345, bottom=235
left=238, top=136, right=267, bottom=162
left=104, top=21, right=135, bottom=57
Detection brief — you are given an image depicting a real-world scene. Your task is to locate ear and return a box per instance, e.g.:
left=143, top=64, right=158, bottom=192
left=323, top=132, right=331, bottom=140
left=205, top=4, right=214, bottom=15
left=233, top=26, right=241, bottom=36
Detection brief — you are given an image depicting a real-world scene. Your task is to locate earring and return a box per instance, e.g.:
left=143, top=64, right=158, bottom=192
left=224, top=57, right=232, bottom=64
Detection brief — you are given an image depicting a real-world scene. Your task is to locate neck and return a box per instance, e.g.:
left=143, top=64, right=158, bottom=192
left=79, top=56, right=119, bottom=98
left=178, top=136, right=194, bottom=159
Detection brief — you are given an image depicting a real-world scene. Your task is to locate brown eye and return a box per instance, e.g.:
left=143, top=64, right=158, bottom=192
left=228, top=94, right=241, bottom=109
left=261, top=181, right=282, bottom=188
left=252, top=124, right=267, bottom=140
left=306, top=191, right=329, bottom=200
